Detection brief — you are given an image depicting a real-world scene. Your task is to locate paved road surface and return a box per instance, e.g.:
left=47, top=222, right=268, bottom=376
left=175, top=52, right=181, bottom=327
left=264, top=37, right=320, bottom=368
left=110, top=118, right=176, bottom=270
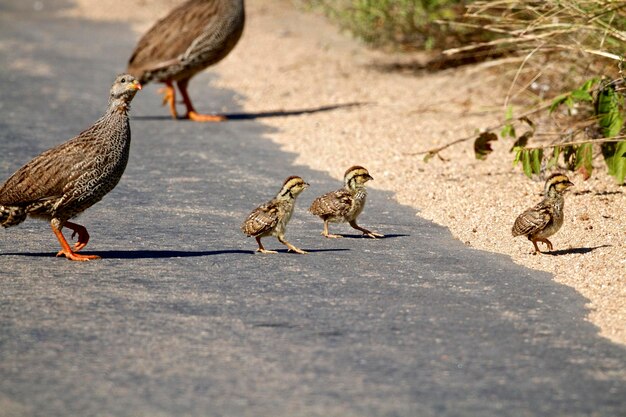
left=0, top=1, right=624, bottom=416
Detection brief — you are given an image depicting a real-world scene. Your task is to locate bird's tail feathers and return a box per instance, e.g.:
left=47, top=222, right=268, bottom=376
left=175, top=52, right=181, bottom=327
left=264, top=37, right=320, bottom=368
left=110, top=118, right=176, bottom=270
left=0, top=206, right=27, bottom=228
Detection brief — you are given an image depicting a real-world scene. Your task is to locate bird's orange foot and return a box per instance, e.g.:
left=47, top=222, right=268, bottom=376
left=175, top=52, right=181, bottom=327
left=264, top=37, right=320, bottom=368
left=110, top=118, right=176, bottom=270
left=57, top=250, right=101, bottom=261
left=158, top=85, right=178, bottom=119
left=186, top=111, right=227, bottom=122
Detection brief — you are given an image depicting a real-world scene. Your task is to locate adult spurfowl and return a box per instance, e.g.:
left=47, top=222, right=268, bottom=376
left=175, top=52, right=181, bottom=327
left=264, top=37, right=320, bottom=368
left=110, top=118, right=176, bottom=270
left=127, top=0, right=245, bottom=122
left=0, top=74, right=141, bottom=261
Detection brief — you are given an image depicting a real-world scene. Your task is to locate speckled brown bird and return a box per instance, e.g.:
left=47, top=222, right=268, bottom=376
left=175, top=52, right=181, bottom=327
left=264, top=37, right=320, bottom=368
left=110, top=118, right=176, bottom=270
left=127, top=0, right=245, bottom=122
left=512, top=173, right=574, bottom=254
left=241, top=176, right=308, bottom=254
left=309, top=166, right=383, bottom=239
left=0, top=74, right=141, bottom=261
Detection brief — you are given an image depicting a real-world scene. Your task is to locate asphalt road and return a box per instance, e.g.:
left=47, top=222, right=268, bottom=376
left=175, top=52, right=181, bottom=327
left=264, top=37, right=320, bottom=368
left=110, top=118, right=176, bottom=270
left=0, top=1, right=625, bottom=416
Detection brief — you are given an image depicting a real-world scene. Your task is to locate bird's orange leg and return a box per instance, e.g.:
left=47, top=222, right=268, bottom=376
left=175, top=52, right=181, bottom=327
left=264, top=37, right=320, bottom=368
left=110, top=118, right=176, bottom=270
left=177, top=79, right=226, bottom=122
left=55, top=221, right=90, bottom=256
left=158, top=81, right=179, bottom=120
left=52, top=224, right=100, bottom=261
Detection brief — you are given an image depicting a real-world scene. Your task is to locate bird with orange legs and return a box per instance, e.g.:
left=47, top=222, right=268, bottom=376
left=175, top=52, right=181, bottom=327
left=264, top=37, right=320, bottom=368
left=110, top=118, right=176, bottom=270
left=0, top=74, right=141, bottom=261
left=127, top=0, right=245, bottom=122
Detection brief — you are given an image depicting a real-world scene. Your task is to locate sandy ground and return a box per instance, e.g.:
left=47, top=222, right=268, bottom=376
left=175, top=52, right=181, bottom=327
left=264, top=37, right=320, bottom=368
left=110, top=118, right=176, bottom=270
left=64, top=0, right=625, bottom=344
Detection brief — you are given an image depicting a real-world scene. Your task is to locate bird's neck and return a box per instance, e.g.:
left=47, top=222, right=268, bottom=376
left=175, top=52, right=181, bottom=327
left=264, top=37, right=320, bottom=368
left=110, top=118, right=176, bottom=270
left=107, top=98, right=131, bottom=116
left=346, top=184, right=367, bottom=194
left=545, top=189, right=565, bottom=210
left=276, top=192, right=296, bottom=203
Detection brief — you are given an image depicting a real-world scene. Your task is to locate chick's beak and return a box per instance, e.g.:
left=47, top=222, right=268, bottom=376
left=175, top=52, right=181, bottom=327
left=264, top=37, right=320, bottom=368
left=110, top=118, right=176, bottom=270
left=367, top=174, right=374, bottom=181
left=131, top=80, right=142, bottom=90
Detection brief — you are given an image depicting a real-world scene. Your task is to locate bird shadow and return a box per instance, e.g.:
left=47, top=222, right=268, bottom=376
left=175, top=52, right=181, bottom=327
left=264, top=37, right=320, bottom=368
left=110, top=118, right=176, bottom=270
left=0, top=248, right=350, bottom=259
left=544, top=244, right=612, bottom=256
left=331, top=233, right=409, bottom=240
left=133, top=102, right=367, bottom=121
left=0, top=249, right=249, bottom=260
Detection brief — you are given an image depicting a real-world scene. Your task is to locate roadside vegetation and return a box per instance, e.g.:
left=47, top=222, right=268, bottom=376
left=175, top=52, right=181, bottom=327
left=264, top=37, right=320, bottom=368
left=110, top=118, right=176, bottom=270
left=297, top=0, right=626, bottom=184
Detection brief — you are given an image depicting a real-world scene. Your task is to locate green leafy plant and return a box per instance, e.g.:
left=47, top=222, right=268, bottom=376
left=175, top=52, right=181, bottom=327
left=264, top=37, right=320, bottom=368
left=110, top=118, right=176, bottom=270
left=507, top=77, right=626, bottom=183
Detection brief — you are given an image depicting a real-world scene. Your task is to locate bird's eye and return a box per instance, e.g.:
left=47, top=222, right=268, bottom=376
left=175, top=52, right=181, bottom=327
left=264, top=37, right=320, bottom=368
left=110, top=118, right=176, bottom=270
left=121, top=78, right=127, bottom=83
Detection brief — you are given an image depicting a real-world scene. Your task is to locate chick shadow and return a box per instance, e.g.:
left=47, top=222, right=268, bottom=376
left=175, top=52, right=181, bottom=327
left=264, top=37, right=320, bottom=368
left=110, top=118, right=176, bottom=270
left=249, top=248, right=351, bottom=255
left=330, top=233, right=409, bottom=240
left=133, top=102, right=366, bottom=121
left=545, top=244, right=612, bottom=256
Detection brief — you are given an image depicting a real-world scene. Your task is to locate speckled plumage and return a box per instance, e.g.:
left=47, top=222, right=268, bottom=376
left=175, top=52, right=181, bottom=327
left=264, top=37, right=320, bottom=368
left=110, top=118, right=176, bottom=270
left=127, top=0, right=245, bottom=121
left=242, top=176, right=308, bottom=254
left=0, top=74, right=141, bottom=261
left=309, top=166, right=383, bottom=238
left=512, top=173, right=574, bottom=254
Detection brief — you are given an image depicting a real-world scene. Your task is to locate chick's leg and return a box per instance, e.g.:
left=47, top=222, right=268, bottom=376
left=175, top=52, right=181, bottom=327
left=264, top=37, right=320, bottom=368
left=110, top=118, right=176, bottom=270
left=349, top=220, right=384, bottom=238
left=255, top=236, right=277, bottom=254
left=321, top=220, right=342, bottom=239
left=278, top=235, right=307, bottom=254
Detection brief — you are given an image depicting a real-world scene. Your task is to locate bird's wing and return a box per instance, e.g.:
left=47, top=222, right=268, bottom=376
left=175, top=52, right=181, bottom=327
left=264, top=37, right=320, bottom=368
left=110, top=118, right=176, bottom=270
left=127, top=0, right=224, bottom=77
left=309, top=189, right=352, bottom=217
left=0, top=136, right=91, bottom=207
left=241, top=201, right=280, bottom=237
left=512, top=201, right=552, bottom=237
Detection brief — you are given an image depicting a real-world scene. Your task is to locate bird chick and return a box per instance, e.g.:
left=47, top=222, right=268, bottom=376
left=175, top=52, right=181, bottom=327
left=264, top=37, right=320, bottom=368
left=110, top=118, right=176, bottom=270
left=127, top=0, right=245, bottom=122
left=241, top=176, right=309, bottom=254
left=309, top=165, right=383, bottom=239
left=0, top=74, right=141, bottom=261
left=512, top=173, right=574, bottom=254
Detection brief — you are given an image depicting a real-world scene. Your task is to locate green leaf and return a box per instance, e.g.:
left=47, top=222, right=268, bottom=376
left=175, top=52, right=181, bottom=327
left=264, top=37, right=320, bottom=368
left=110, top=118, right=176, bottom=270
left=595, top=84, right=623, bottom=138
left=521, top=149, right=532, bottom=178
left=570, top=89, right=593, bottom=102
left=580, top=77, right=600, bottom=92
left=474, top=132, right=498, bottom=160
left=505, top=105, right=514, bottom=121
left=500, top=123, right=516, bottom=139
left=602, top=141, right=626, bottom=184
left=549, top=93, right=569, bottom=113
left=512, top=146, right=524, bottom=166
left=530, top=149, right=543, bottom=174
left=575, top=143, right=594, bottom=180
left=547, top=146, right=561, bottom=169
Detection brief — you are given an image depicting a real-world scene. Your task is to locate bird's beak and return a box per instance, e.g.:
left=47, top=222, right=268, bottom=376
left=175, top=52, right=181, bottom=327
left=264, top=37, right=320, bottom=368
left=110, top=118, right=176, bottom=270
left=130, top=80, right=142, bottom=90
left=567, top=180, right=574, bottom=187
left=304, top=182, right=310, bottom=188
left=367, top=174, right=374, bottom=181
